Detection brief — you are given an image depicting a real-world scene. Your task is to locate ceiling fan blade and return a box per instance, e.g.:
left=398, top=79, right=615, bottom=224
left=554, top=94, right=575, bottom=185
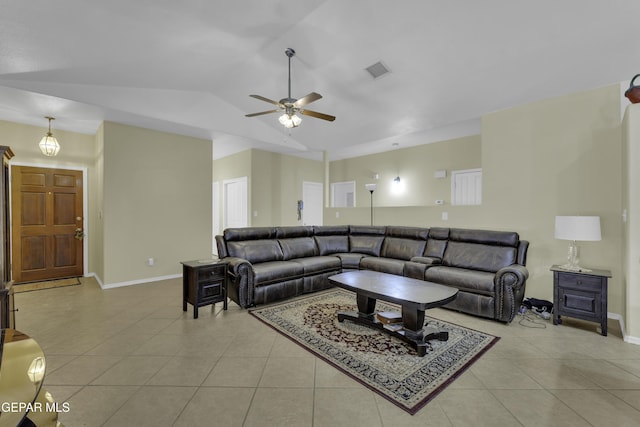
left=249, top=94, right=283, bottom=107
left=293, top=92, right=322, bottom=108
left=245, top=110, right=280, bottom=117
left=300, top=109, right=336, bottom=122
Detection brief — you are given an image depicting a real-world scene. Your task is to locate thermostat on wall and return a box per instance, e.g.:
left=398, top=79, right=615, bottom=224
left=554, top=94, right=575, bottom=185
left=435, top=200, right=445, bottom=205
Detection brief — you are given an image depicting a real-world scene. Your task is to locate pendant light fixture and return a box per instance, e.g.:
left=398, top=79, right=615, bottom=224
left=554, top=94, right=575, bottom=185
left=39, top=116, right=61, bottom=156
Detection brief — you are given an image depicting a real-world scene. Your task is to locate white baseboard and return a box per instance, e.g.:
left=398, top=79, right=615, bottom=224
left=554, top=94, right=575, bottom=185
left=608, top=312, right=640, bottom=345
left=96, top=273, right=181, bottom=290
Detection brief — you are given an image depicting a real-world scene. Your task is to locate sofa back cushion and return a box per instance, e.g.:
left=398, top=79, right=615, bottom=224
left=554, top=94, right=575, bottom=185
left=275, top=226, right=314, bottom=238
left=227, top=240, right=284, bottom=264
left=279, top=237, right=318, bottom=260
left=349, top=225, right=386, bottom=256
left=425, top=227, right=449, bottom=260
left=442, top=228, right=519, bottom=272
left=224, top=227, right=276, bottom=241
left=442, top=242, right=517, bottom=272
left=313, top=225, right=349, bottom=236
left=315, top=235, right=349, bottom=255
left=350, top=235, right=384, bottom=256
left=381, top=237, right=427, bottom=261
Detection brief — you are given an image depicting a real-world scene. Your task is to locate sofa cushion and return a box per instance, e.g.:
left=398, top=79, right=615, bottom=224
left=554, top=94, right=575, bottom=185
left=350, top=235, right=384, bottom=256
left=276, top=226, right=314, bottom=238
left=442, top=241, right=517, bottom=273
left=313, top=225, right=349, bottom=236
left=336, top=253, right=366, bottom=269
left=291, top=256, right=341, bottom=275
left=449, top=228, right=519, bottom=247
left=381, top=237, right=426, bottom=261
left=315, top=235, right=349, bottom=255
left=227, top=240, right=284, bottom=264
left=425, top=266, right=495, bottom=295
left=253, top=261, right=304, bottom=286
left=359, top=257, right=406, bottom=276
left=349, top=225, right=386, bottom=235
left=224, top=227, right=276, bottom=241
left=386, top=226, right=429, bottom=240
left=409, top=256, right=441, bottom=266
left=279, top=237, right=317, bottom=260
left=425, top=227, right=449, bottom=259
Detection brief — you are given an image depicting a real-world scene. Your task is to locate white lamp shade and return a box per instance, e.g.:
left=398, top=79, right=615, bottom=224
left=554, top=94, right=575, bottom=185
left=554, top=216, right=601, bottom=241
left=278, top=113, right=301, bottom=128
left=39, top=135, right=60, bottom=156
left=365, top=183, right=377, bottom=192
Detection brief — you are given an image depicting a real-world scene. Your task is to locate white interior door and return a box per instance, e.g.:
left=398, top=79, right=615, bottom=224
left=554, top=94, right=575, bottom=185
left=302, top=181, right=323, bottom=226
left=223, top=177, right=248, bottom=228
left=451, top=169, right=482, bottom=205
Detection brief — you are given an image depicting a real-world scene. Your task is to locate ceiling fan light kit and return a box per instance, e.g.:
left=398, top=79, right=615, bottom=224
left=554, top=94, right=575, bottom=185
left=246, top=48, right=335, bottom=128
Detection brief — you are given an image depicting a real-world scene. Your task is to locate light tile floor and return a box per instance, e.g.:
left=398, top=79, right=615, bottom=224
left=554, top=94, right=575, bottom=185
left=13, top=277, right=640, bottom=427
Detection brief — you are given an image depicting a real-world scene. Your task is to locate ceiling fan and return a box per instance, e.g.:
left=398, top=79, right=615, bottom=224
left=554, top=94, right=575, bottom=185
left=245, top=48, right=336, bottom=128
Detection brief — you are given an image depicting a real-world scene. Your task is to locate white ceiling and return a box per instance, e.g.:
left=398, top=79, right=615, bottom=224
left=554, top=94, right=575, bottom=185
left=1, top=0, right=638, bottom=160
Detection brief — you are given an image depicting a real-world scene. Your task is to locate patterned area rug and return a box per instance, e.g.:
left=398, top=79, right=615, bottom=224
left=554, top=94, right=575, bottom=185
left=249, top=288, right=499, bottom=414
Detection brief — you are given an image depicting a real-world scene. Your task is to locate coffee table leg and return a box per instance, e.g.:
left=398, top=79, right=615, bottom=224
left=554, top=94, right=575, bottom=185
left=403, top=307, right=449, bottom=343
left=356, top=293, right=376, bottom=319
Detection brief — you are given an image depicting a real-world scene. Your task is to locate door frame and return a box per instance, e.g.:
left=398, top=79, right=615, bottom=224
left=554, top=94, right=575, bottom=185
left=222, top=176, right=248, bottom=229
left=9, top=161, right=89, bottom=279
left=302, top=181, right=323, bottom=226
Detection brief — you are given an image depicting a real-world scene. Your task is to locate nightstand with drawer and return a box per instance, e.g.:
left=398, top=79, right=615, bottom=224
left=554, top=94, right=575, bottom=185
left=182, top=259, right=228, bottom=319
left=550, top=265, right=611, bottom=336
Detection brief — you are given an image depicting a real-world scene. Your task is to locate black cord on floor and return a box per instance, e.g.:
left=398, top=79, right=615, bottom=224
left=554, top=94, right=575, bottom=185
left=517, top=312, right=548, bottom=328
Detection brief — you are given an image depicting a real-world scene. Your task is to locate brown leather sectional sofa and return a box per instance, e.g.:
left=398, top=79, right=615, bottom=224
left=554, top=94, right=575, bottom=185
left=215, top=225, right=529, bottom=322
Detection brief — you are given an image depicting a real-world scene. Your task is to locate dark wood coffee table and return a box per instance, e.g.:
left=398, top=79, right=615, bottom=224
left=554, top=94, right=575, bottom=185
left=328, top=270, right=458, bottom=356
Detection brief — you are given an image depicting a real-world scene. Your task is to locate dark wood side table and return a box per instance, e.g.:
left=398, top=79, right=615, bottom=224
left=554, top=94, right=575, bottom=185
left=181, top=259, right=228, bottom=319
left=551, top=265, right=611, bottom=336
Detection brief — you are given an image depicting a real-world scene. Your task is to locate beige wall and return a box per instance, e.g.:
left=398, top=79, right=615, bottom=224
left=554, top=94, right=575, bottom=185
left=623, top=104, right=640, bottom=339
left=90, top=123, right=105, bottom=282
left=0, top=119, right=97, bottom=278
left=213, top=149, right=324, bottom=229
left=323, top=85, right=625, bottom=319
left=0, top=119, right=95, bottom=166
left=325, top=135, right=482, bottom=226
left=251, top=150, right=324, bottom=226
left=102, top=122, right=212, bottom=285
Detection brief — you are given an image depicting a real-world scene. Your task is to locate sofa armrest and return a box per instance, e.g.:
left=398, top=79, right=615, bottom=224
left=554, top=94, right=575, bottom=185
left=224, top=257, right=255, bottom=308
left=409, top=256, right=441, bottom=266
left=494, top=264, right=529, bottom=322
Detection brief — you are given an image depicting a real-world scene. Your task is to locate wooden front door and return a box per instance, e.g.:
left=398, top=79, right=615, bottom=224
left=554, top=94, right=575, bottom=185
left=11, top=166, right=83, bottom=283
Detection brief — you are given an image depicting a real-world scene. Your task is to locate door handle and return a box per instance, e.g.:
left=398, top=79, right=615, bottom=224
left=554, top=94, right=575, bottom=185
left=74, top=228, right=85, bottom=240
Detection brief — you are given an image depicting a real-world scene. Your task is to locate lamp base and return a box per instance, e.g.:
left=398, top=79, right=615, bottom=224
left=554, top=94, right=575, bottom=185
left=558, top=241, right=592, bottom=272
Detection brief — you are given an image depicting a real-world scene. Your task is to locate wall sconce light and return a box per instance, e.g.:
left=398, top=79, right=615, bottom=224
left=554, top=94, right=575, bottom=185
left=39, top=116, right=61, bottom=156
left=393, top=176, right=400, bottom=184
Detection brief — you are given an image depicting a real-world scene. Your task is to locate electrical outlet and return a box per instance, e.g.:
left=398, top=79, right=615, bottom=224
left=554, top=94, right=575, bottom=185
left=147, top=257, right=155, bottom=266
left=441, top=212, right=448, bottom=221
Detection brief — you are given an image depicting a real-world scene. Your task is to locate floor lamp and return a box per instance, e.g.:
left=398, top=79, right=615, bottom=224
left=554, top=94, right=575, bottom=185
left=365, top=183, right=377, bottom=226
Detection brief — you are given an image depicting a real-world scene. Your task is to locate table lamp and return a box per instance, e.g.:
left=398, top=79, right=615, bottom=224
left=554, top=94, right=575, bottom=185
left=554, top=216, right=601, bottom=272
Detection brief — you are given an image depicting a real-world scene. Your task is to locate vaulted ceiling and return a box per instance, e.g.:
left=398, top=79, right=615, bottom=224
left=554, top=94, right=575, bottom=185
left=1, top=1, right=637, bottom=160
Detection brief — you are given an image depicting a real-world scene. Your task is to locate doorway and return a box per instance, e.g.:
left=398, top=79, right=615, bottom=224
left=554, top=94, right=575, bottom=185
left=223, top=176, right=248, bottom=229
left=11, top=166, right=84, bottom=283
left=302, top=181, right=323, bottom=226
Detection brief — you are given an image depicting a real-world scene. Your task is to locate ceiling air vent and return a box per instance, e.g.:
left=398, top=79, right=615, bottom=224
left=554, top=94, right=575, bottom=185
left=365, top=61, right=390, bottom=79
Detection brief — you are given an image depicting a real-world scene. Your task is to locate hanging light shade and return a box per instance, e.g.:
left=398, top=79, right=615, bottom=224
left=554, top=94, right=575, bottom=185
left=278, top=113, right=302, bottom=129
left=39, top=116, right=61, bottom=156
